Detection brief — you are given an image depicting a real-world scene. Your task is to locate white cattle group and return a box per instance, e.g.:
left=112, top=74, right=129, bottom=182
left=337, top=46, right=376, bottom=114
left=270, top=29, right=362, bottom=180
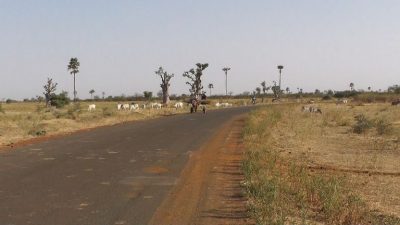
left=117, top=103, right=140, bottom=111
left=87, top=100, right=236, bottom=113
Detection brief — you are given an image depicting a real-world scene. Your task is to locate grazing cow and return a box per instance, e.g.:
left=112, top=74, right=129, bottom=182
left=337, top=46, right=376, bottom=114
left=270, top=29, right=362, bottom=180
left=117, top=103, right=123, bottom=110
left=150, top=103, right=162, bottom=109
left=122, top=103, right=130, bottom=110
left=220, top=102, right=232, bottom=107
left=336, top=99, right=348, bottom=105
left=302, top=105, right=322, bottom=114
left=174, top=102, right=184, bottom=109
left=392, top=99, right=400, bottom=106
left=215, top=102, right=221, bottom=107
left=130, top=104, right=139, bottom=111
left=88, top=104, right=96, bottom=111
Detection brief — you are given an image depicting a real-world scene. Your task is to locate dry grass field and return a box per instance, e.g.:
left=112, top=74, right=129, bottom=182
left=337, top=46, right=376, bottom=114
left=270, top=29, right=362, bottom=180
left=243, top=102, right=400, bottom=224
left=0, top=99, right=249, bottom=148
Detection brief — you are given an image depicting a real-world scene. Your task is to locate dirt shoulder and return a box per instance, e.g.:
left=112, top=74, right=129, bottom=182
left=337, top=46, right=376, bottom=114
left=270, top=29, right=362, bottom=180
left=150, top=115, right=253, bottom=225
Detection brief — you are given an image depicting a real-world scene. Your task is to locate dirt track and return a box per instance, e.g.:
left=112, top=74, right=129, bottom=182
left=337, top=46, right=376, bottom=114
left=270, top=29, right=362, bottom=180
left=0, top=107, right=253, bottom=225
left=150, top=116, right=252, bottom=225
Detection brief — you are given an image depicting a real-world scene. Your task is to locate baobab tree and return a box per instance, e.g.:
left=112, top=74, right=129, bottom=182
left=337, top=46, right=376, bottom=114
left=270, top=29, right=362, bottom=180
left=89, top=89, right=95, bottom=100
left=43, top=77, right=58, bottom=107
left=208, top=83, right=214, bottom=96
left=222, top=67, right=231, bottom=96
left=183, top=63, right=209, bottom=97
left=68, top=58, right=80, bottom=101
left=155, top=67, right=174, bottom=104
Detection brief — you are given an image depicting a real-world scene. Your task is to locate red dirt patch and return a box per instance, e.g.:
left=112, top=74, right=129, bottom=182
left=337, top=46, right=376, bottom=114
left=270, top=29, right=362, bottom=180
left=144, top=166, right=169, bottom=174
left=150, top=116, right=253, bottom=225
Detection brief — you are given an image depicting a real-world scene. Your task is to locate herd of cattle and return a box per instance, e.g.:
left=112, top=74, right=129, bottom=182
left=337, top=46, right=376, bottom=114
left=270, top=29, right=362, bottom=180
left=86, top=98, right=400, bottom=112
left=301, top=98, right=399, bottom=114
left=86, top=101, right=234, bottom=111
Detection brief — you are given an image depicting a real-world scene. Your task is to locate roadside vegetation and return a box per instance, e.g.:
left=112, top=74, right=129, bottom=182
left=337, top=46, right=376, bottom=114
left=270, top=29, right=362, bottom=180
left=242, top=103, right=400, bottom=225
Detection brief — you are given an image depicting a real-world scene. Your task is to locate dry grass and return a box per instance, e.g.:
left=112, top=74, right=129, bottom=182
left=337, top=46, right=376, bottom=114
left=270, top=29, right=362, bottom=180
left=0, top=99, right=252, bottom=148
left=243, top=102, right=400, bottom=224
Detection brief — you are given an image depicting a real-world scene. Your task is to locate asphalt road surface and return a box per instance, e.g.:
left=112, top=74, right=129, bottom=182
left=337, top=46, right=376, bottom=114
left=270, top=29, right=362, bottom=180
left=0, top=107, right=252, bottom=225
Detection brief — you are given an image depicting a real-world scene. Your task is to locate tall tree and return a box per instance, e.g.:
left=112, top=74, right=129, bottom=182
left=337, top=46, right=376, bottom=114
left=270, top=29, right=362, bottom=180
left=89, top=89, right=95, bottom=99
left=43, top=77, right=58, bottom=107
left=67, top=58, right=80, bottom=101
left=277, top=65, right=284, bottom=98
left=222, top=67, right=231, bottom=96
left=208, top=83, right=214, bottom=96
left=183, top=63, right=209, bottom=97
left=286, top=87, right=290, bottom=94
left=102, top=91, right=105, bottom=99
left=155, top=67, right=174, bottom=104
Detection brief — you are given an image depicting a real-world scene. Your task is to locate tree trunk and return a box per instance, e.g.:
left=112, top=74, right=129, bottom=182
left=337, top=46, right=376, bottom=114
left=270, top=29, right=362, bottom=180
left=162, top=87, right=170, bottom=104
left=73, top=73, right=76, bottom=102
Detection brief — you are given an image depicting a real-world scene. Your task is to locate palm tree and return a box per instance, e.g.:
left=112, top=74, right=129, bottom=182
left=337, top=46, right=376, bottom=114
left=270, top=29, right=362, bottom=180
left=208, top=83, right=214, bottom=96
left=350, top=82, right=354, bottom=91
left=277, top=65, right=284, bottom=97
left=68, top=58, right=80, bottom=101
left=89, top=89, right=95, bottom=100
left=286, top=87, right=290, bottom=94
left=222, top=67, right=231, bottom=96
left=368, top=86, right=371, bottom=92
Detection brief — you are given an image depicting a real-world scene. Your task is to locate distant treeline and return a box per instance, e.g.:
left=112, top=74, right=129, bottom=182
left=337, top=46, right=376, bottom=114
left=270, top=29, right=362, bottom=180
left=3, top=85, right=399, bottom=103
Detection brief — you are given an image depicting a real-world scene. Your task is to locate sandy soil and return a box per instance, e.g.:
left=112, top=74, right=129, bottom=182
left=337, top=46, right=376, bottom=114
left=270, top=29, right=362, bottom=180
left=150, top=116, right=253, bottom=225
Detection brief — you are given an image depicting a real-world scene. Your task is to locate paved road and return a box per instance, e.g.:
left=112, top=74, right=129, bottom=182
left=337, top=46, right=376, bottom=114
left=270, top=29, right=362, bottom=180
left=0, top=107, right=252, bottom=225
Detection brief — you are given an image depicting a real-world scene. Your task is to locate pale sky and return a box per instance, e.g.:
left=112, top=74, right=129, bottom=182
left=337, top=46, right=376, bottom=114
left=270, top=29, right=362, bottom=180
left=1, top=0, right=399, bottom=100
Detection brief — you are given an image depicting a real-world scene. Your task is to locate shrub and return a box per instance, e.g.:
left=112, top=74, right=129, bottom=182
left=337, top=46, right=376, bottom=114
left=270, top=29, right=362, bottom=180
left=66, top=103, right=81, bottom=120
left=50, top=91, right=70, bottom=108
left=352, top=114, right=372, bottom=134
left=322, top=95, right=332, bottom=101
left=102, top=107, right=113, bottom=117
left=0, top=103, right=4, bottom=114
left=375, top=118, right=392, bottom=135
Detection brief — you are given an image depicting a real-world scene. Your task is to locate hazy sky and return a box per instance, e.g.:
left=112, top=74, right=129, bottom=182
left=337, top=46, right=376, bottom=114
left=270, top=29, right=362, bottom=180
left=1, top=0, right=399, bottom=100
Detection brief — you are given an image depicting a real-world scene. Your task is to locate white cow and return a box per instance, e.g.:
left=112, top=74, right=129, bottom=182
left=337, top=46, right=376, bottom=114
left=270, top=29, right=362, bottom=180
left=302, top=105, right=322, bottom=114
left=88, top=104, right=96, bottom=111
left=117, top=103, right=123, bottom=110
left=130, top=104, right=139, bottom=111
left=122, top=103, right=130, bottom=110
left=150, top=103, right=162, bottom=109
left=220, top=102, right=232, bottom=107
left=174, top=102, right=184, bottom=109
left=215, top=102, right=221, bottom=107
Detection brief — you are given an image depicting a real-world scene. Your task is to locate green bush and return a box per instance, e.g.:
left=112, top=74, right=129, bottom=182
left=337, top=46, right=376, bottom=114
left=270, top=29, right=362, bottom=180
left=50, top=91, right=70, bottom=108
left=322, top=95, right=332, bottom=101
left=352, top=114, right=372, bottom=134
